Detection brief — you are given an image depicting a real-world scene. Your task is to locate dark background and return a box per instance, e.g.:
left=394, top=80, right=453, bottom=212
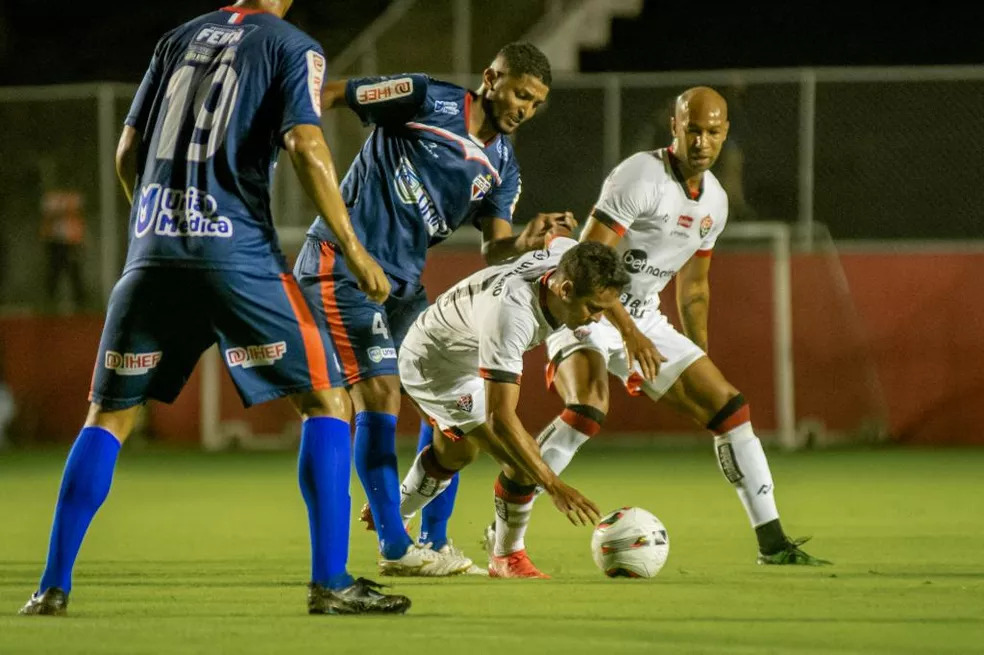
left=0, top=2, right=978, bottom=84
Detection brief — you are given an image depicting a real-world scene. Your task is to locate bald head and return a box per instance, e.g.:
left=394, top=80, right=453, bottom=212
left=671, top=86, right=729, bottom=175
left=675, top=86, right=728, bottom=123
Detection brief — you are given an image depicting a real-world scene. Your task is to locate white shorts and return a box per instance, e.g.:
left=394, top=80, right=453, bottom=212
left=544, top=310, right=705, bottom=401
left=398, top=335, right=486, bottom=437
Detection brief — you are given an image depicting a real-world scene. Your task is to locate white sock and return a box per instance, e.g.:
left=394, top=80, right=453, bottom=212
left=491, top=408, right=600, bottom=553
left=493, top=474, right=537, bottom=556
left=714, top=422, right=780, bottom=528
left=399, top=447, right=454, bottom=523
left=537, top=412, right=594, bottom=476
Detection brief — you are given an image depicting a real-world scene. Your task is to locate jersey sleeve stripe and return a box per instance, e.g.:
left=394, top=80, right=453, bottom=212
left=318, top=244, right=362, bottom=382
left=591, top=207, right=627, bottom=237
left=695, top=249, right=713, bottom=258
left=279, top=273, right=332, bottom=390
left=479, top=368, right=522, bottom=384
left=405, top=122, right=502, bottom=185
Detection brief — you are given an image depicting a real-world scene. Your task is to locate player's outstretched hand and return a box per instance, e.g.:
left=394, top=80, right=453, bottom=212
left=623, top=326, right=667, bottom=381
left=519, top=211, right=578, bottom=251
left=545, top=479, right=601, bottom=526
left=347, top=247, right=391, bottom=303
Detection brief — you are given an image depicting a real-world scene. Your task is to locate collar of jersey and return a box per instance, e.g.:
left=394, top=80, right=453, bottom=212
left=220, top=5, right=269, bottom=15
left=665, top=146, right=704, bottom=201
left=537, top=270, right=561, bottom=330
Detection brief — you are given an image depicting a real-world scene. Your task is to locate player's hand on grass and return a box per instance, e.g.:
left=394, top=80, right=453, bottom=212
left=545, top=479, right=601, bottom=526
left=623, top=326, right=666, bottom=380
left=518, top=211, right=578, bottom=251
left=347, top=247, right=391, bottom=303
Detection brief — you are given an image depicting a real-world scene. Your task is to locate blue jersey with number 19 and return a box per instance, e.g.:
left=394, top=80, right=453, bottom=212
left=123, top=6, right=325, bottom=275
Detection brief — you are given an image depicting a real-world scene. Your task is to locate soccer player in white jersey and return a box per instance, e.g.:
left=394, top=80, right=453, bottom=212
left=395, top=238, right=633, bottom=577
left=495, top=86, right=830, bottom=566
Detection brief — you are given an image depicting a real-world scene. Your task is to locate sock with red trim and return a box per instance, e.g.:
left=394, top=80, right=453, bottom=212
left=493, top=473, right=538, bottom=556
left=709, top=394, right=784, bottom=553
left=399, top=444, right=458, bottom=535
left=536, top=404, right=604, bottom=477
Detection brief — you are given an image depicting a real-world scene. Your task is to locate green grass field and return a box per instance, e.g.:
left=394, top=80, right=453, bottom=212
left=1, top=445, right=982, bottom=654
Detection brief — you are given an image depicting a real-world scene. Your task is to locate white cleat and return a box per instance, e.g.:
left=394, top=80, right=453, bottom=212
left=379, top=543, right=473, bottom=577
left=440, top=540, right=488, bottom=576
left=481, top=522, right=496, bottom=560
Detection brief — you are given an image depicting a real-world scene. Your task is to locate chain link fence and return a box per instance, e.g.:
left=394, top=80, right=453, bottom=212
left=1, top=67, right=982, bottom=310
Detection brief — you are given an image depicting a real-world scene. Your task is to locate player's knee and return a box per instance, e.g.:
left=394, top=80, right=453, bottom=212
left=84, top=403, right=138, bottom=443
left=434, top=436, right=479, bottom=471
left=572, top=378, right=609, bottom=415
left=290, top=389, right=351, bottom=421
left=351, top=376, right=402, bottom=414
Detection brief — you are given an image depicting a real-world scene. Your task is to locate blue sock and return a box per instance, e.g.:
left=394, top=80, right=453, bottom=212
left=39, top=426, right=121, bottom=594
left=298, top=416, right=354, bottom=590
left=416, top=421, right=459, bottom=551
left=354, top=411, right=411, bottom=560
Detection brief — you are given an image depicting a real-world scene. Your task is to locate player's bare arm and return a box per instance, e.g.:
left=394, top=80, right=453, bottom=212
left=115, top=125, right=141, bottom=205
left=480, top=212, right=576, bottom=264
left=676, top=254, right=711, bottom=352
left=320, top=80, right=348, bottom=110
left=484, top=380, right=600, bottom=526
left=284, top=124, right=390, bottom=303
left=580, top=215, right=666, bottom=380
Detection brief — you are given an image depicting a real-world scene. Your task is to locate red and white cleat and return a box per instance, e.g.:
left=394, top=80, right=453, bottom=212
left=488, top=549, right=550, bottom=579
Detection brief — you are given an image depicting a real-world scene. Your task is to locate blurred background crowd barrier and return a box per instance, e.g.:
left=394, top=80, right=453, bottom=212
left=1, top=0, right=980, bottom=449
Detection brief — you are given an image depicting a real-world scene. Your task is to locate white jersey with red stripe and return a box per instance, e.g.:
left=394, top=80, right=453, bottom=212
left=591, top=148, right=728, bottom=320
left=401, top=236, right=575, bottom=385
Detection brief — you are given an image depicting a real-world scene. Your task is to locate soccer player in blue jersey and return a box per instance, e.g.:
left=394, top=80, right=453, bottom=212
left=20, top=0, right=410, bottom=616
left=293, top=42, right=568, bottom=575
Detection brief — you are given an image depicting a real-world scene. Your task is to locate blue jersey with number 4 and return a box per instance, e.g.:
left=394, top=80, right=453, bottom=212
left=123, top=6, right=326, bottom=274
left=306, top=75, right=522, bottom=282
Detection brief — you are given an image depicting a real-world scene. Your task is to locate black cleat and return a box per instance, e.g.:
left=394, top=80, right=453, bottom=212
left=19, top=588, right=69, bottom=616
left=307, top=578, right=411, bottom=615
left=757, top=536, right=832, bottom=566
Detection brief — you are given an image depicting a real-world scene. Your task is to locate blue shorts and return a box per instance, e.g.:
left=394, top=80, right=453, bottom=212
left=89, top=266, right=343, bottom=410
left=294, top=238, right=429, bottom=387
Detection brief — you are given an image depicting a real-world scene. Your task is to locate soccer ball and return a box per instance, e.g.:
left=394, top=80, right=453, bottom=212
left=591, top=507, right=669, bottom=578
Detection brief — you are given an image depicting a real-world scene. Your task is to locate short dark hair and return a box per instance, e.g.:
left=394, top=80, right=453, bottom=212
left=496, top=42, right=552, bottom=86
left=558, top=242, right=630, bottom=298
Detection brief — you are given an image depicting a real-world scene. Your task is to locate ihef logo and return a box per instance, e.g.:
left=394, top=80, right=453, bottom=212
left=306, top=50, right=326, bottom=117
left=105, top=351, right=162, bottom=376
left=356, top=77, right=413, bottom=104
left=225, top=342, right=287, bottom=369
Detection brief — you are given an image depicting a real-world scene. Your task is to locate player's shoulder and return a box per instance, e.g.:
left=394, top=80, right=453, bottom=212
left=612, top=150, right=670, bottom=185
left=263, top=16, right=321, bottom=52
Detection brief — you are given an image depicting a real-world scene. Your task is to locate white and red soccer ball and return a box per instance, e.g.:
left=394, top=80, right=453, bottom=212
left=590, top=506, right=669, bottom=578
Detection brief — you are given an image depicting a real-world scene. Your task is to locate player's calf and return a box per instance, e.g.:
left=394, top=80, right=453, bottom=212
left=399, top=442, right=469, bottom=524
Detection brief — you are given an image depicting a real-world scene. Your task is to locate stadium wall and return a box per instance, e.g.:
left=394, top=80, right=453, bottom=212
left=2, top=249, right=980, bottom=446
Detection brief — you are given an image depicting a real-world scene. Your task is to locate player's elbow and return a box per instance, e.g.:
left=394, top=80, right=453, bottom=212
left=284, top=125, right=328, bottom=159
left=115, top=128, right=139, bottom=173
